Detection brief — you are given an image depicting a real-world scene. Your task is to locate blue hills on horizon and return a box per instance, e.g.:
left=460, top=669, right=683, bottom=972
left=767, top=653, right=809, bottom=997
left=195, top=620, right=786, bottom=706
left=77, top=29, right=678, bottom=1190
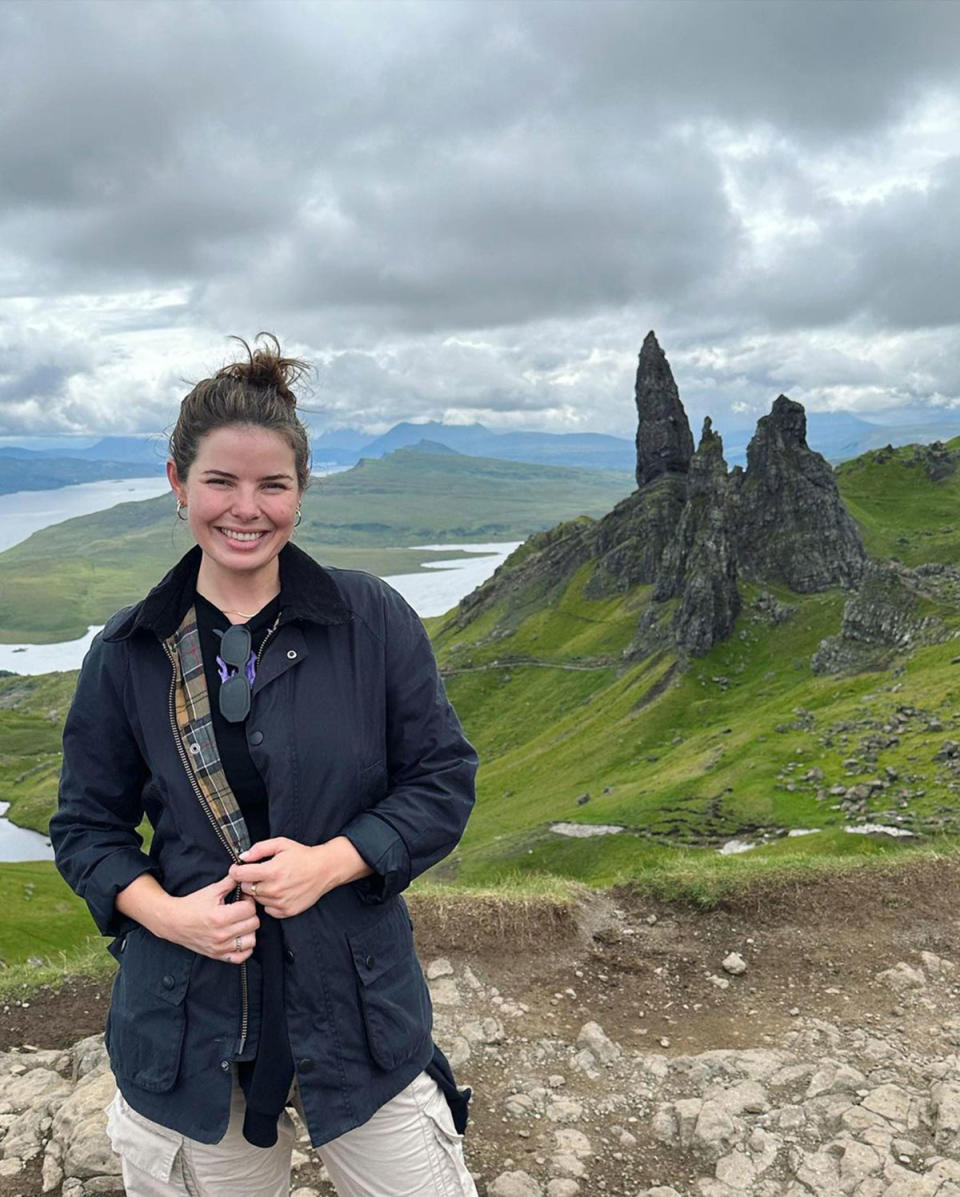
left=3, top=408, right=960, bottom=491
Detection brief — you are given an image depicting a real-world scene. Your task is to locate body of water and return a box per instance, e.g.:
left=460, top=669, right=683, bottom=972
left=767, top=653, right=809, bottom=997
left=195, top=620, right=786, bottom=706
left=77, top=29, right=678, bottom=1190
left=0, top=541, right=520, bottom=676
left=0, top=803, right=54, bottom=861
left=0, top=476, right=172, bottom=553
left=384, top=542, right=520, bottom=617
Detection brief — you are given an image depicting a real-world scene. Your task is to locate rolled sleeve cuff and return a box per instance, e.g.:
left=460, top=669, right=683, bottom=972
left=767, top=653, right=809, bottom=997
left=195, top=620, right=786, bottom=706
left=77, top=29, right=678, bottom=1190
left=341, top=813, right=411, bottom=904
left=84, top=851, right=159, bottom=936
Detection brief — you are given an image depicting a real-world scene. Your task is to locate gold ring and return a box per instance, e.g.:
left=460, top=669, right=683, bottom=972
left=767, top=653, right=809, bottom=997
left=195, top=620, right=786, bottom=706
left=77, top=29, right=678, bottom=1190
left=235, top=936, right=243, bottom=953
left=251, top=883, right=258, bottom=899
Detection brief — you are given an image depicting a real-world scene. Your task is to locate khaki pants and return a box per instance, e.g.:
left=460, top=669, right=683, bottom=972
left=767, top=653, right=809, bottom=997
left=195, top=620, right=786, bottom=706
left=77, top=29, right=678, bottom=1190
left=106, top=1072, right=478, bottom=1197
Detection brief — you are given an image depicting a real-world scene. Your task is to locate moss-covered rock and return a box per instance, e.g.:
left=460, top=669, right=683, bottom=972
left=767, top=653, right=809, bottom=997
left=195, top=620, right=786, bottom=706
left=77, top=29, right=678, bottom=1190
left=812, top=559, right=959, bottom=674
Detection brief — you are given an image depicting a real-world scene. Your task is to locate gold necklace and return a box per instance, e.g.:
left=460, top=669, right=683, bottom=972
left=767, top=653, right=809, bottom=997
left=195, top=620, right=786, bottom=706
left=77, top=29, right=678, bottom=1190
left=199, top=591, right=280, bottom=620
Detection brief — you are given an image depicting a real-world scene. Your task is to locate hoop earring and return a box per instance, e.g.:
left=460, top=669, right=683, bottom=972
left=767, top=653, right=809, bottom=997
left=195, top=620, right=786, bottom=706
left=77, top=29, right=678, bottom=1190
left=176, top=500, right=188, bottom=521
left=294, top=506, right=302, bottom=528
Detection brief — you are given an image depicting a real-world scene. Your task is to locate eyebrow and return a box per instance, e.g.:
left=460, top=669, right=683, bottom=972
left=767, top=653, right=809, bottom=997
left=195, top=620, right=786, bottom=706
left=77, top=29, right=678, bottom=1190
left=200, top=469, right=295, bottom=482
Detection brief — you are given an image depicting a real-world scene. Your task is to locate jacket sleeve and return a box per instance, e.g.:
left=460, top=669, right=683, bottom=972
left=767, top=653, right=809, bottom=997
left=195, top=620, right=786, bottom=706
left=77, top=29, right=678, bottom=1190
left=50, top=633, right=158, bottom=936
left=340, top=584, right=477, bottom=903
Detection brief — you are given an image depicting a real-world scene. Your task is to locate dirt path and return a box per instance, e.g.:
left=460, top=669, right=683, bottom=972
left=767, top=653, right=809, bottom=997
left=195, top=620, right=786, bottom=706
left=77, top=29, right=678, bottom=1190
left=3, top=859, right=960, bottom=1195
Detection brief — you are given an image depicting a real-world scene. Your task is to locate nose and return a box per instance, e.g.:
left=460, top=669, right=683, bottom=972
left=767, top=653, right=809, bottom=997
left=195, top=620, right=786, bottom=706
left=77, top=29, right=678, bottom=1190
left=229, top=487, right=261, bottom=521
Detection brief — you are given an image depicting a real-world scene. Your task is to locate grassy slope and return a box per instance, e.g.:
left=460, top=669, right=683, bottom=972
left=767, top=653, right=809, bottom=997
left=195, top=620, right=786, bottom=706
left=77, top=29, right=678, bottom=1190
left=0, top=451, right=632, bottom=642
left=0, top=673, right=77, bottom=833
left=835, top=436, right=960, bottom=565
left=0, top=861, right=102, bottom=966
left=424, top=440, right=960, bottom=894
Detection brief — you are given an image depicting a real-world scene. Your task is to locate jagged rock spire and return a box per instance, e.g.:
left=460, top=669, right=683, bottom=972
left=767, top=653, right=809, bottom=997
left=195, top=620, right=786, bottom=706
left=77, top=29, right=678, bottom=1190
left=735, top=395, right=865, bottom=591
left=691, top=416, right=726, bottom=479
left=745, top=394, right=809, bottom=475
left=655, top=417, right=740, bottom=655
left=634, top=331, right=694, bottom=489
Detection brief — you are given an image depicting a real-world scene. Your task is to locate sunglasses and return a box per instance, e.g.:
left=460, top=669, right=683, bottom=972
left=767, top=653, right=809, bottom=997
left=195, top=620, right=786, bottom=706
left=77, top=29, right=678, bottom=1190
left=217, top=624, right=253, bottom=723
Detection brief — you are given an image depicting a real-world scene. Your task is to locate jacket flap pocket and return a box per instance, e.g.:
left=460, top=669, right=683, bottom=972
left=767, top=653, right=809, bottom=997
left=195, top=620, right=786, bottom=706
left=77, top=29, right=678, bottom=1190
left=107, top=929, right=194, bottom=1093
left=348, top=904, right=411, bottom=987
left=123, top=926, right=193, bottom=1005
left=346, top=903, right=431, bottom=1071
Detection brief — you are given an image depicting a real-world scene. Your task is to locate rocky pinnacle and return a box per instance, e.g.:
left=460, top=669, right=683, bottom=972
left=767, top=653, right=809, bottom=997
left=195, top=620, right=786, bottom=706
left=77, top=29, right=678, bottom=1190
left=634, top=330, right=694, bottom=489
left=734, top=394, right=866, bottom=592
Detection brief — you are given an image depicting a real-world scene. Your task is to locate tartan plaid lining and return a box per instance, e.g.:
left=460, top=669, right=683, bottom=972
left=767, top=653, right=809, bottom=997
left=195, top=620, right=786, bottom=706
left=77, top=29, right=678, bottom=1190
left=164, top=606, right=251, bottom=859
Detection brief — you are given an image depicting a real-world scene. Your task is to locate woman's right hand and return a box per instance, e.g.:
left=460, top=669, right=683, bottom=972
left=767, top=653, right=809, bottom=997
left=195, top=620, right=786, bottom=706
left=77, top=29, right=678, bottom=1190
left=160, top=874, right=259, bottom=964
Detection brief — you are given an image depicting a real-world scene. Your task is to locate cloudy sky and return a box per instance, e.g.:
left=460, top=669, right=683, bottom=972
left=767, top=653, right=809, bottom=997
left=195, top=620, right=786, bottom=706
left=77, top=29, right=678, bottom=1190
left=2, top=0, right=959, bottom=444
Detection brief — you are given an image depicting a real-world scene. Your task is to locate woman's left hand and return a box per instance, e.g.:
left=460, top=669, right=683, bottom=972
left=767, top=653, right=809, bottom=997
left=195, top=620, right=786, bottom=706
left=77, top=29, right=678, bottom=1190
left=229, top=836, right=373, bottom=918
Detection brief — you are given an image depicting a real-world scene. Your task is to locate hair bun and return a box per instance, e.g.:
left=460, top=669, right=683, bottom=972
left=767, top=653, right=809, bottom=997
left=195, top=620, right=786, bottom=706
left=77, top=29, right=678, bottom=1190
left=216, top=333, right=309, bottom=407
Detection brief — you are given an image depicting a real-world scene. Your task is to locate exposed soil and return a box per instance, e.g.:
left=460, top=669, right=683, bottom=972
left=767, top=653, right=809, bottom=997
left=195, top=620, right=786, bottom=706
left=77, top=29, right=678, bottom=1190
left=3, top=858, right=960, bottom=1195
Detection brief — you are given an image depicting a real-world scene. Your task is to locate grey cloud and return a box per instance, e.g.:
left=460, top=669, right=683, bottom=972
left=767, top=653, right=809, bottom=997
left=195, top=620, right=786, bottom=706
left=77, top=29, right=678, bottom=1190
left=719, top=153, right=960, bottom=333
left=198, top=126, right=739, bottom=337
left=0, top=331, right=99, bottom=434
left=1, top=0, right=960, bottom=440
left=522, top=0, right=960, bottom=140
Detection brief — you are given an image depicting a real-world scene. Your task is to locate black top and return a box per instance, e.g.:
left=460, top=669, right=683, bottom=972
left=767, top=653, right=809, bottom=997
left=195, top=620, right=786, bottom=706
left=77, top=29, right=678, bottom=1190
left=194, top=591, right=294, bottom=1148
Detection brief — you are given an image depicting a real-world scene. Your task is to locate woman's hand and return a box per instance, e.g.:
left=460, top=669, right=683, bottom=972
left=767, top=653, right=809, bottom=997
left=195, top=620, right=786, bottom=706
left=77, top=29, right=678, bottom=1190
left=166, top=875, right=260, bottom=962
left=230, top=836, right=373, bottom=919
left=116, top=872, right=259, bottom=964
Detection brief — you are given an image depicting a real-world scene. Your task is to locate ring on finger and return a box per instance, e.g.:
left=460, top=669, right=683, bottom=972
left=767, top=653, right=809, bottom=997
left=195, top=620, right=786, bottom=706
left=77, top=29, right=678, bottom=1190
left=251, top=883, right=258, bottom=899
left=235, top=935, right=243, bottom=953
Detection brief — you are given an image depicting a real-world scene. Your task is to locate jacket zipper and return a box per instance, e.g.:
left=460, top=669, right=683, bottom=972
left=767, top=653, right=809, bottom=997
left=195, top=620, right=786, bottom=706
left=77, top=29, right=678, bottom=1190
left=255, top=618, right=280, bottom=673
left=163, top=639, right=251, bottom=1056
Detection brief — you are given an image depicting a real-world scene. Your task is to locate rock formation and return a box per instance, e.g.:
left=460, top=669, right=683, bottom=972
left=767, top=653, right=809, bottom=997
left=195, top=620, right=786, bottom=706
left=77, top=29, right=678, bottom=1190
left=812, top=559, right=958, bottom=674
left=634, top=330, right=694, bottom=489
left=654, top=418, right=740, bottom=656
left=912, top=440, right=958, bottom=481
left=585, top=478, right=689, bottom=598
left=453, top=337, right=871, bottom=661
left=733, top=395, right=865, bottom=592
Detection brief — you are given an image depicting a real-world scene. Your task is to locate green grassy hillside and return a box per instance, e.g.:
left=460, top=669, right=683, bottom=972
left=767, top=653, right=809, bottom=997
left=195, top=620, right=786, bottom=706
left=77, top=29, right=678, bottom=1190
left=0, top=450, right=632, bottom=642
left=835, top=436, right=960, bottom=565
left=431, top=573, right=960, bottom=896
left=419, top=439, right=960, bottom=895
left=0, top=672, right=77, bottom=833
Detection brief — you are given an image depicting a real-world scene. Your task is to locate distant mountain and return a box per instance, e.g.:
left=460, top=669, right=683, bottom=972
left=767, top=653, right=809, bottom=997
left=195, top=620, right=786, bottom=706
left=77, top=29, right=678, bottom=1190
left=356, top=421, right=636, bottom=470
left=346, top=414, right=960, bottom=471
left=0, top=455, right=164, bottom=496
left=720, top=411, right=879, bottom=466
left=392, top=439, right=463, bottom=456
left=721, top=410, right=960, bottom=466
left=0, top=436, right=164, bottom=466
left=4, top=406, right=960, bottom=489
left=309, top=426, right=371, bottom=464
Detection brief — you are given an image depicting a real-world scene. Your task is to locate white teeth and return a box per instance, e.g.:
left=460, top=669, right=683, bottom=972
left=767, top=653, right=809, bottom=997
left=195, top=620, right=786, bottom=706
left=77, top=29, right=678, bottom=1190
left=220, top=529, right=265, bottom=542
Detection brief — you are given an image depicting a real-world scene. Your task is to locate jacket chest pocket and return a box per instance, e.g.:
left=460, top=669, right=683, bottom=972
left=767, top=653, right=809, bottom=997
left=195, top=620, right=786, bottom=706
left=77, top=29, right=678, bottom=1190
left=348, top=903, right=432, bottom=1072
left=106, top=928, right=194, bottom=1093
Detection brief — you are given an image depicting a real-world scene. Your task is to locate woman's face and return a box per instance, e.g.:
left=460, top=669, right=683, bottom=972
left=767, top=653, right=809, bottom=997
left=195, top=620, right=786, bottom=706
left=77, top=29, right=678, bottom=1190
left=167, top=424, right=302, bottom=583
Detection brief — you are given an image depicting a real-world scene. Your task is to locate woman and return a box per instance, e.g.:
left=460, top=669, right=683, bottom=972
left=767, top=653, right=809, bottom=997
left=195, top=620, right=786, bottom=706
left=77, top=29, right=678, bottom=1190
left=51, top=337, right=479, bottom=1197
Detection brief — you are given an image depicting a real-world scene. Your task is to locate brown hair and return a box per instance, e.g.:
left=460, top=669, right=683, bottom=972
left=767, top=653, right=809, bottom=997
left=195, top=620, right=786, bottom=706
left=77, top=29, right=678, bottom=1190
left=169, top=334, right=312, bottom=490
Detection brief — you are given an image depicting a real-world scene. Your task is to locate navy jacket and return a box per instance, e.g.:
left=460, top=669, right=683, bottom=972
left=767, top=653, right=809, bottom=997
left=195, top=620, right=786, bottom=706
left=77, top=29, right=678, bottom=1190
left=51, top=543, right=477, bottom=1146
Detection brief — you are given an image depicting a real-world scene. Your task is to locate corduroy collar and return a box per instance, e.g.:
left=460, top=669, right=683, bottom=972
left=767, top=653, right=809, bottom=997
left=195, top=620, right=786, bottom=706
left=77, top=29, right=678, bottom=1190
left=103, top=541, right=350, bottom=642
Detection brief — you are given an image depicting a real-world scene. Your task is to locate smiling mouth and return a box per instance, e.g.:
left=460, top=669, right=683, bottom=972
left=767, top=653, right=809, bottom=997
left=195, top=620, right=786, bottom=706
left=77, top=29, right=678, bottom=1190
left=217, top=527, right=269, bottom=543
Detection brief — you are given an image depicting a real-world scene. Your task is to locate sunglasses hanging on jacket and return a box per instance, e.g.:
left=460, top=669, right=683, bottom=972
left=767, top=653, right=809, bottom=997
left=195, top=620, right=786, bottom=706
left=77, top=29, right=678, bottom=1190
left=215, top=624, right=255, bottom=723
